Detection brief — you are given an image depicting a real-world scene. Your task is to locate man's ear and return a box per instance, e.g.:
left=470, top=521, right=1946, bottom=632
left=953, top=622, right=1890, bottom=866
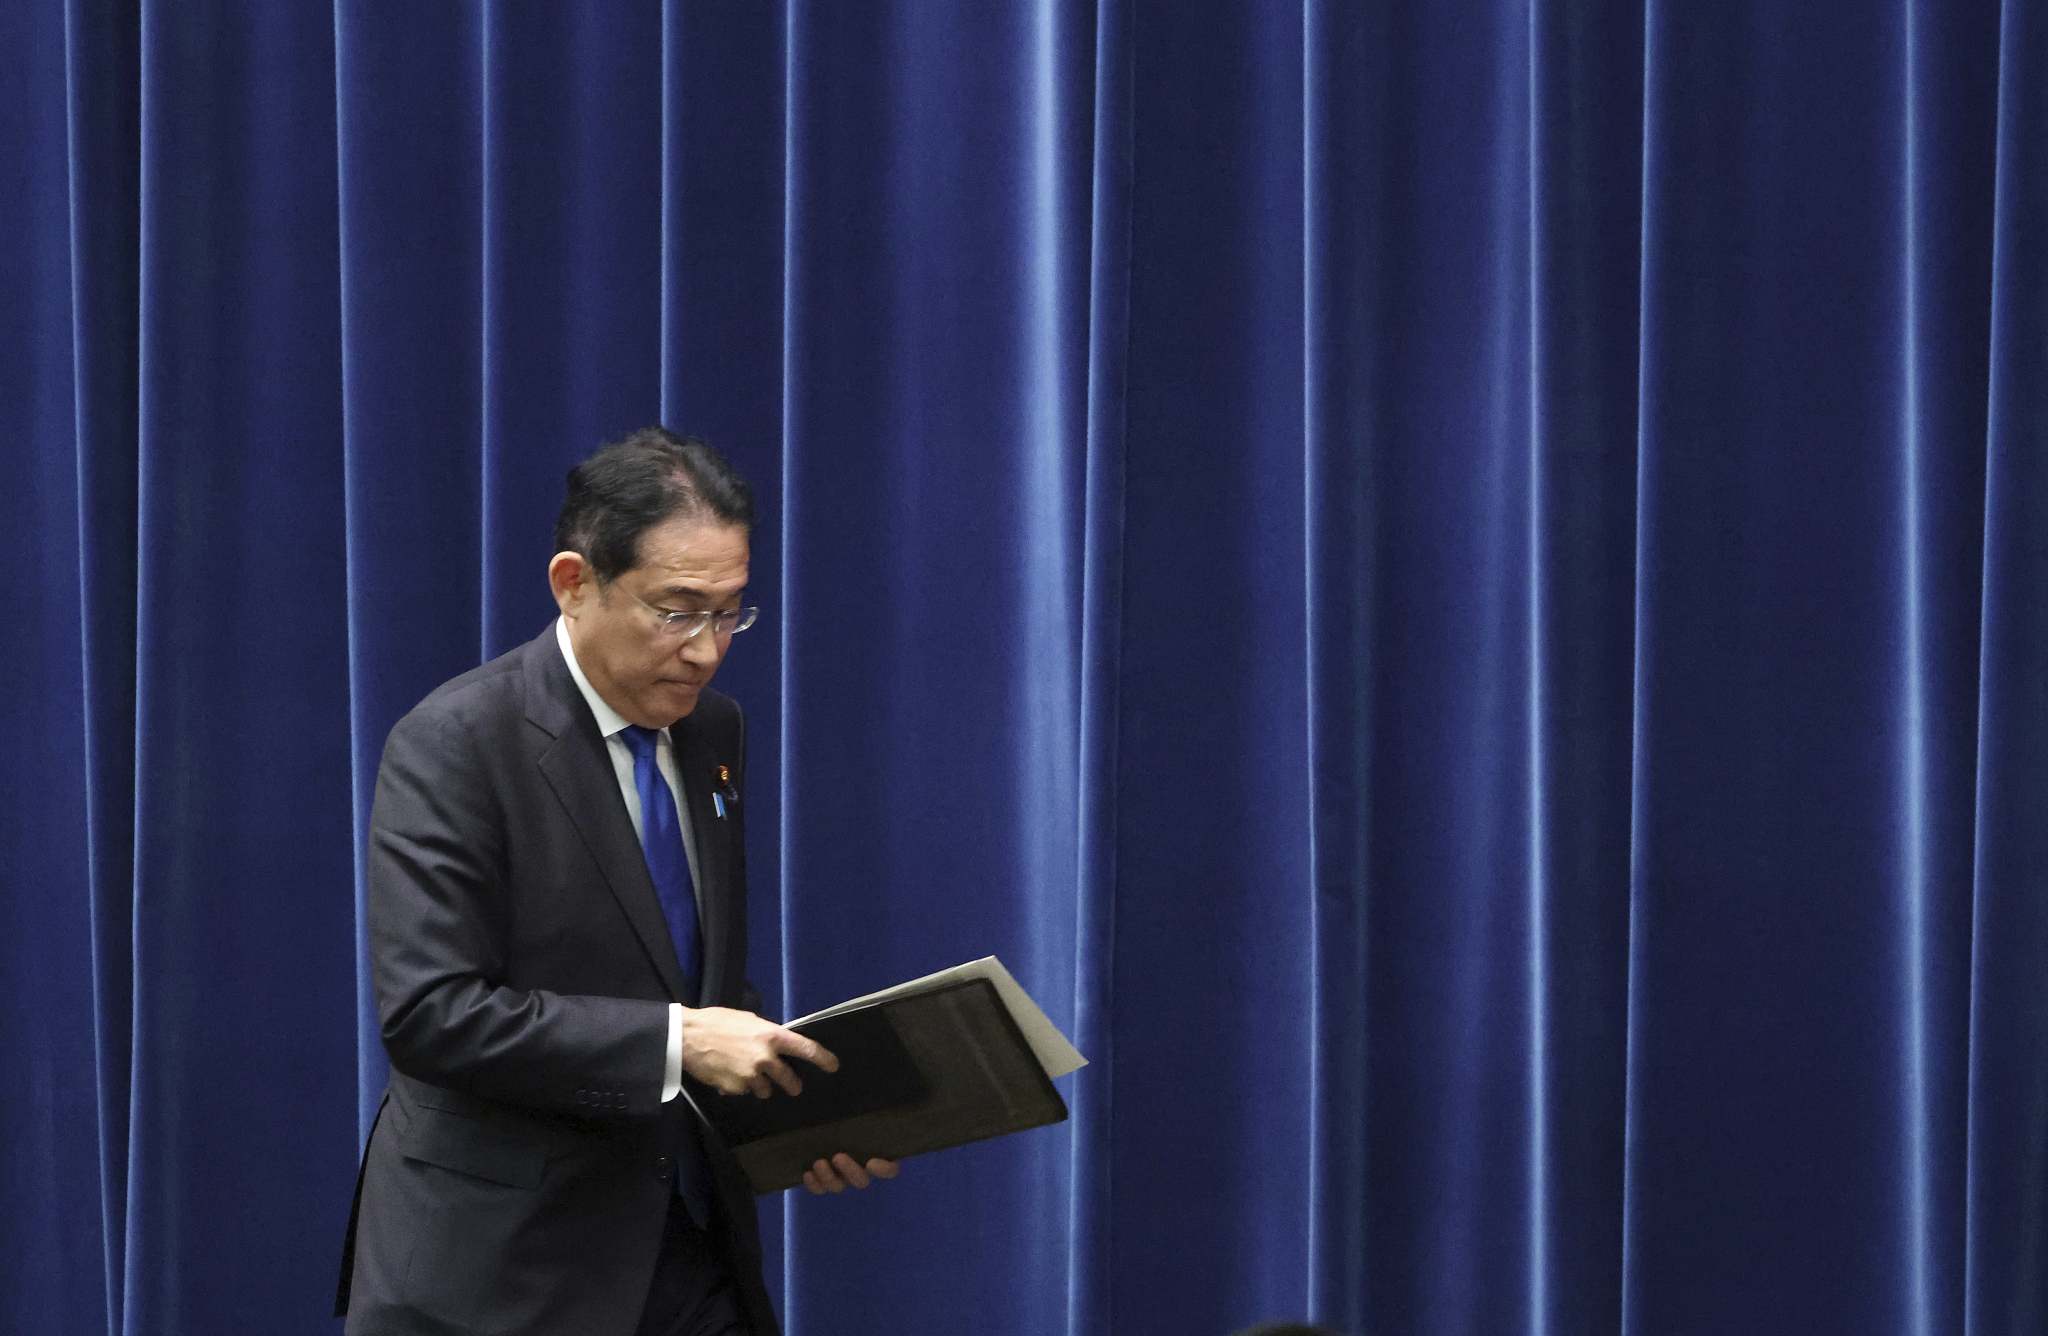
left=549, top=551, right=594, bottom=615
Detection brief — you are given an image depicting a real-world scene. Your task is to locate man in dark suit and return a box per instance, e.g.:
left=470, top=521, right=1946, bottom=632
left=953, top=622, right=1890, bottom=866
left=337, top=429, right=893, bottom=1336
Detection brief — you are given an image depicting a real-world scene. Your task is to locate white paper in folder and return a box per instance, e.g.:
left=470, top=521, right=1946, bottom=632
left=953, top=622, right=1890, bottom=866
left=790, top=956, right=1088, bottom=1079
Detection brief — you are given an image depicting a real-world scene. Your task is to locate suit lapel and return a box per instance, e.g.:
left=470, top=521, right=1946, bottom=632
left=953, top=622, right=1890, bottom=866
left=671, top=715, right=731, bottom=1009
left=522, top=633, right=694, bottom=1006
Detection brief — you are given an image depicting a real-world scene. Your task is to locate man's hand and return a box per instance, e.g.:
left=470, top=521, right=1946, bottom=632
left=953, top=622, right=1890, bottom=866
left=801, top=1154, right=900, bottom=1195
left=678, top=1006, right=837, bottom=1098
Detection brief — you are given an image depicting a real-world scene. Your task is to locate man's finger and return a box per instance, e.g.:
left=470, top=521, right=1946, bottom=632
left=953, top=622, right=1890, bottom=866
left=830, top=1153, right=870, bottom=1189
left=747, top=1072, right=772, bottom=1099
left=801, top=1168, right=825, bottom=1195
left=770, top=1029, right=839, bottom=1073
left=808, top=1157, right=845, bottom=1192
left=865, top=1158, right=899, bottom=1179
left=762, top=1057, right=802, bottom=1097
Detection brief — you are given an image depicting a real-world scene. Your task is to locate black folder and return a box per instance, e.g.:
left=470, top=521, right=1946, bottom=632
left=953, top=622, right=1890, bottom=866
left=699, top=977, right=1070, bottom=1194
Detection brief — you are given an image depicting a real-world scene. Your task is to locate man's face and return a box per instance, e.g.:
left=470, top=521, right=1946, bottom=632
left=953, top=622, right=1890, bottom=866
left=550, top=514, right=751, bottom=729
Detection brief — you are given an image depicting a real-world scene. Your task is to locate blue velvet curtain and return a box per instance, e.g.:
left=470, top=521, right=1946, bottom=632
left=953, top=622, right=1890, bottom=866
left=5, top=2, right=2046, bottom=1335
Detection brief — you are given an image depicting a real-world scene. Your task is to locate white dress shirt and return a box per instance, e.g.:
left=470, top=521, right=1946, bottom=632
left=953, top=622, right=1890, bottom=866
left=555, top=615, right=692, bottom=1103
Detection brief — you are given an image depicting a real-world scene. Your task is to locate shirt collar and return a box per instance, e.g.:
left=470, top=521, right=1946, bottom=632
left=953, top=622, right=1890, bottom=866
left=555, top=615, right=634, bottom=739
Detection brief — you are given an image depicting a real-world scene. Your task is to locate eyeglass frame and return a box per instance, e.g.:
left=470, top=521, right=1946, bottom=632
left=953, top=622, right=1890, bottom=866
left=622, top=587, right=760, bottom=640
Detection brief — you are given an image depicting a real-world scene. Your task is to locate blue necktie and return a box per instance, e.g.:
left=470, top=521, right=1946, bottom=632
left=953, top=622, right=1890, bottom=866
left=618, top=724, right=713, bottom=1229
left=618, top=725, right=702, bottom=992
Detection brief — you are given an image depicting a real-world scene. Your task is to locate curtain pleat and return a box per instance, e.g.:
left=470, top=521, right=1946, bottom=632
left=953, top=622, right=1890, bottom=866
left=4, top=6, right=124, bottom=1334
left=1065, top=2, right=1131, bottom=1330
left=1968, top=0, right=2048, bottom=1329
left=63, top=3, right=143, bottom=1333
left=1626, top=5, right=2000, bottom=1331
left=124, top=5, right=359, bottom=1334
left=334, top=0, right=486, bottom=1141
left=5, top=3, right=2046, bottom=1335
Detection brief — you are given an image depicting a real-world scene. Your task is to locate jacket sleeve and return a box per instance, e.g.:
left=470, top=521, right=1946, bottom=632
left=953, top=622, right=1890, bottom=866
left=367, top=704, right=669, bottom=1119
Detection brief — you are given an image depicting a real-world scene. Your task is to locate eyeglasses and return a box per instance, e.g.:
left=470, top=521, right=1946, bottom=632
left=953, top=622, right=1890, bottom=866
left=626, top=589, right=760, bottom=640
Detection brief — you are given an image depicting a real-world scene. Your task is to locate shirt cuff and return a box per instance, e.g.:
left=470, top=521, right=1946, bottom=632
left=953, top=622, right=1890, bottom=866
left=662, top=1003, right=683, bottom=1102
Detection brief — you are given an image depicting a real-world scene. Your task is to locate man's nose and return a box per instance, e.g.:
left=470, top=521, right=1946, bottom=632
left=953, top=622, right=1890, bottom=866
left=676, top=627, right=723, bottom=669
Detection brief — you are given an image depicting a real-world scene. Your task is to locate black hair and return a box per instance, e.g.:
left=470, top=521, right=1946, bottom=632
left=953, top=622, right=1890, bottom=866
left=553, top=426, right=757, bottom=582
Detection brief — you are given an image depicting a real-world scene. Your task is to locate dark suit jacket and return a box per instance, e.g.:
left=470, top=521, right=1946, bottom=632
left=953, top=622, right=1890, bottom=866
left=337, top=625, right=777, bottom=1336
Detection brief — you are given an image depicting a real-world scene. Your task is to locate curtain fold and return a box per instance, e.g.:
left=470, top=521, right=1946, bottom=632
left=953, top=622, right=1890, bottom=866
left=1066, top=3, right=1130, bottom=1330
left=5, top=3, right=2046, bottom=1335
left=1969, top=1, right=2048, bottom=1329
left=333, top=0, right=486, bottom=1139
left=125, top=6, right=358, bottom=1334
left=5, top=5, right=123, bottom=1333
left=1626, top=5, right=2000, bottom=1332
